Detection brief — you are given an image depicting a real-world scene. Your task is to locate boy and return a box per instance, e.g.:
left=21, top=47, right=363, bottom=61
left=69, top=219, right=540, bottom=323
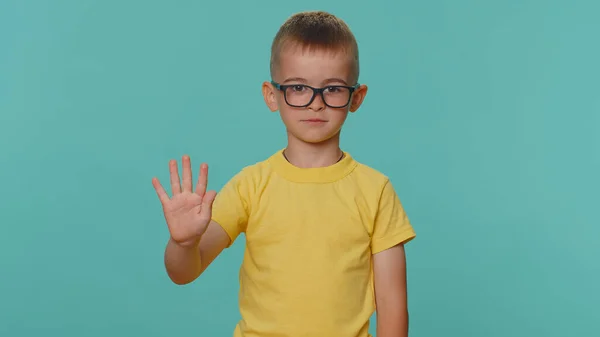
left=152, top=10, right=416, bottom=337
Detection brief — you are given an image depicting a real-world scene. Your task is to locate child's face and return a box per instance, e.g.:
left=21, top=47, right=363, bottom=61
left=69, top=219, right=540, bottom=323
left=263, top=46, right=367, bottom=145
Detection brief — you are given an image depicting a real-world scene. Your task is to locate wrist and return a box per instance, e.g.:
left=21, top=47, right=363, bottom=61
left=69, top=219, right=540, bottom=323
left=170, top=235, right=201, bottom=249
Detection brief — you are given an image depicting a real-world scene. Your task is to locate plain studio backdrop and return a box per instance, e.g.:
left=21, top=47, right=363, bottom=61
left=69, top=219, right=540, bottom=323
left=1, top=1, right=598, bottom=336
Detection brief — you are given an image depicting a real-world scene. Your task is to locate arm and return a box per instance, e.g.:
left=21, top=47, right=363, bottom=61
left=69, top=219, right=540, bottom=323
left=153, top=156, right=245, bottom=286
left=373, top=243, right=409, bottom=337
left=164, top=220, right=231, bottom=285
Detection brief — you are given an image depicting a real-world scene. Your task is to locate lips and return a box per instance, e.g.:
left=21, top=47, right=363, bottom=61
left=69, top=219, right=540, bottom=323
left=303, top=118, right=327, bottom=122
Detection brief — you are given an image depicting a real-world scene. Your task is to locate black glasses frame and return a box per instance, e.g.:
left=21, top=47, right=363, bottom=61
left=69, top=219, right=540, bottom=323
left=271, top=81, right=360, bottom=108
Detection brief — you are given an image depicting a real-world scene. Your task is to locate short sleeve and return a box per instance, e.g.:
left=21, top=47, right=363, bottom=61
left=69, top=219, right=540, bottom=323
left=211, top=169, right=253, bottom=247
left=371, top=179, right=416, bottom=254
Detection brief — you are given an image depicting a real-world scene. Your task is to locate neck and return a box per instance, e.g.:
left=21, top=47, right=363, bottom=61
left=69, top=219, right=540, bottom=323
left=284, top=132, right=343, bottom=168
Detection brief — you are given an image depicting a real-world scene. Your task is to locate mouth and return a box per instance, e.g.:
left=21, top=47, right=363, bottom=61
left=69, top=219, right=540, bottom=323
left=302, top=118, right=327, bottom=123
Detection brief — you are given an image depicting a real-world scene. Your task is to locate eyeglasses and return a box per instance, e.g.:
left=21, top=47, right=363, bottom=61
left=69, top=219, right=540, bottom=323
left=271, top=81, right=359, bottom=108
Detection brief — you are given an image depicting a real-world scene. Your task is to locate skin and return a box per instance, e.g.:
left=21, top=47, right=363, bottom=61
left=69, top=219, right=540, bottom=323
left=152, top=44, right=409, bottom=337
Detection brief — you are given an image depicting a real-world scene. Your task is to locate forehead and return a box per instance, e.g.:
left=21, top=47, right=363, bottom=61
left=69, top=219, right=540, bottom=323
left=275, top=44, right=354, bottom=84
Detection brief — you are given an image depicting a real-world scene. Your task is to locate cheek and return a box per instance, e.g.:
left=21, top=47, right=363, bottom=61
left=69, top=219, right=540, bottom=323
left=329, top=110, right=349, bottom=125
left=278, top=106, right=300, bottom=124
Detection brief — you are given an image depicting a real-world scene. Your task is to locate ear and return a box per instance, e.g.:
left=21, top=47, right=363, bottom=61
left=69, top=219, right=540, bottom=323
left=349, top=84, right=368, bottom=113
left=262, top=81, right=279, bottom=112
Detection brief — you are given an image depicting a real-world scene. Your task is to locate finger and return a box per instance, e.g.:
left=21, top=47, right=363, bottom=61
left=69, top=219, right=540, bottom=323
left=181, top=155, right=193, bottom=193
left=151, top=177, right=170, bottom=204
left=169, top=159, right=181, bottom=196
left=198, top=190, right=217, bottom=222
left=195, top=163, right=208, bottom=198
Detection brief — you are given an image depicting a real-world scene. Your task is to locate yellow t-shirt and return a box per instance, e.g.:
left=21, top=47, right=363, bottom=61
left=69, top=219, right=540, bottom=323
left=211, top=149, right=416, bottom=337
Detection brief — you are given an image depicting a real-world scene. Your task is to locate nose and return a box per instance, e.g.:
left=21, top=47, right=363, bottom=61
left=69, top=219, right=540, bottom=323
left=308, top=92, right=325, bottom=111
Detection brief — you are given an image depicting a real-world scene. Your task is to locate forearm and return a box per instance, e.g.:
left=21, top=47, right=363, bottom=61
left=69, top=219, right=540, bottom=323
left=164, top=237, right=203, bottom=285
left=376, top=306, right=409, bottom=337
left=373, top=244, right=410, bottom=337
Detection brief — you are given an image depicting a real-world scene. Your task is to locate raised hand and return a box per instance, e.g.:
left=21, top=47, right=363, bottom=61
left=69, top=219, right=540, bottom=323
left=152, top=155, right=217, bottom=247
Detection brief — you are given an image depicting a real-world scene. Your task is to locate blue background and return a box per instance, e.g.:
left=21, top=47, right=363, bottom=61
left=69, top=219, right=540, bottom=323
left=1, top=0, right=598, bottom=336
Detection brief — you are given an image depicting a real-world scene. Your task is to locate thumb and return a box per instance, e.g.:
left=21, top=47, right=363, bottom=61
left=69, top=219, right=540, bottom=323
left=198, top=190, right=217, bottom=221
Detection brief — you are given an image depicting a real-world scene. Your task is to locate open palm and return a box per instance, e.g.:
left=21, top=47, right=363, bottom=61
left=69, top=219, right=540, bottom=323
left=152, top=155, right=217, bottom=247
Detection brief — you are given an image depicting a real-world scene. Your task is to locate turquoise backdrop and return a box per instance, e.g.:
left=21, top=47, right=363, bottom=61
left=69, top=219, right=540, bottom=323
left=1, top=0, right=598, bottom=336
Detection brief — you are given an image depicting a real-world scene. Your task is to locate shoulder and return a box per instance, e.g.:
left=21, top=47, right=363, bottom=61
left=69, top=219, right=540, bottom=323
left=346, top=155, right=409, bottom=208
left=224, top=152, right=277, bottom=188
left=348, top=156, right=392, bottom=192
left=238, top=153, right=275, bottom=177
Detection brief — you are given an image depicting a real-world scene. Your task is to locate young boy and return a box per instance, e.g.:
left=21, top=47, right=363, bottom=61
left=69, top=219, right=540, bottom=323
left=152, top=10, right=416, bottom=337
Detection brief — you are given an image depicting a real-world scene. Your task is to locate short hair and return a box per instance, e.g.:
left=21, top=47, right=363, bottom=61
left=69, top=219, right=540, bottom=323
left=270, top=11, right=360, bottom=83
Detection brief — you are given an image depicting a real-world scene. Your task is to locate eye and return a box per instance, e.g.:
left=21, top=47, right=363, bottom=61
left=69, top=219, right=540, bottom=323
left=326, top=86, right=341, bottom=93
left=291, top=85, right=305, bottom=92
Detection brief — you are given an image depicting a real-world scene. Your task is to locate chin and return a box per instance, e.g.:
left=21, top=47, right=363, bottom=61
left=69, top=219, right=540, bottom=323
left=291, top=130, right=340, bottom=144
left=300, top=137, right=331, bottom=144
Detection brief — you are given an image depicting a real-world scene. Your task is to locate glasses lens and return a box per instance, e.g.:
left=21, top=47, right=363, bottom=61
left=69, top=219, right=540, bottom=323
left=323, top=86, right=351, bottom=107
left=285, top=85, right=314, bottom=106
left=285, top=85, right=351, bottom=107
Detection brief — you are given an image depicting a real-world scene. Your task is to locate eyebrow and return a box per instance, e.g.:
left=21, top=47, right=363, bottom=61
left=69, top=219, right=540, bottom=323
left=281, top=77, right=349, bottom=85
left=322, top=78, right=349, bottom=85
left=282, top=77, right=307, bottom=84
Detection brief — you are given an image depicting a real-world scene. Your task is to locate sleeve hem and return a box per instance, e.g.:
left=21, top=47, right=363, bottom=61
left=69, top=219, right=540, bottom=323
left=211, top=217, right=239, bottom=248
left=371, top=228, right=416, bottom=255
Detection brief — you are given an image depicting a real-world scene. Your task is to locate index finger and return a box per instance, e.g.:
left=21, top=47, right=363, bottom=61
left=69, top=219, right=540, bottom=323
left=195, top=163, right=208, bottom=197
left=169, top=159, right=182, bottom=196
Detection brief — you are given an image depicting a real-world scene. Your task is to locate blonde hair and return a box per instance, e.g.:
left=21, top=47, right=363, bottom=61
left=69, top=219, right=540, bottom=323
left=270, top=11, right=360, bottom=82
